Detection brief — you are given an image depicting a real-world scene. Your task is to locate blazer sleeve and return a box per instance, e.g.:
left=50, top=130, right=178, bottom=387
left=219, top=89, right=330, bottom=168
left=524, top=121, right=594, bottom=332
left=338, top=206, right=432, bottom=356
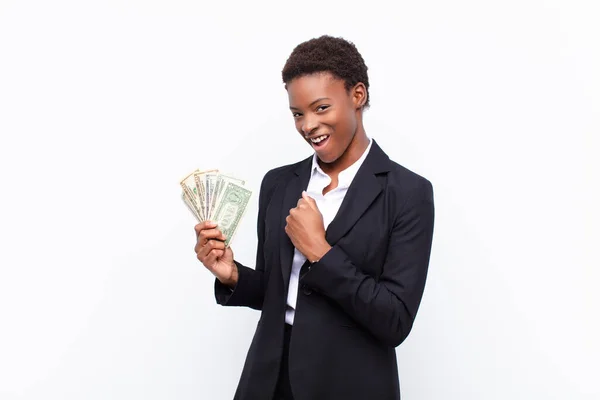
left=300, top=178, right=435, bottom=347
left=214, top=171, right=273, bottom=310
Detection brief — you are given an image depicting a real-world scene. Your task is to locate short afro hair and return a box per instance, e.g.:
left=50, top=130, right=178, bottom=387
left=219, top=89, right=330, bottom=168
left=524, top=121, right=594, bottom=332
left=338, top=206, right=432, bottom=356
left=282, top=35, right=370, bottom=108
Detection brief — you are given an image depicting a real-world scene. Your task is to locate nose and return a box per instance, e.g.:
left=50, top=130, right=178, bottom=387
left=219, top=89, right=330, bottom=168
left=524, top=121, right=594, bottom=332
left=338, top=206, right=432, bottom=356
left=301, top=114, right=318, bottom=136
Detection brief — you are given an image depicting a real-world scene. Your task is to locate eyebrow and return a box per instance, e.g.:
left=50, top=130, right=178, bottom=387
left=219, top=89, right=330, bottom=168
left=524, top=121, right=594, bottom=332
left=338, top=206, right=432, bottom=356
left=289, top=97, right=331, bottom=110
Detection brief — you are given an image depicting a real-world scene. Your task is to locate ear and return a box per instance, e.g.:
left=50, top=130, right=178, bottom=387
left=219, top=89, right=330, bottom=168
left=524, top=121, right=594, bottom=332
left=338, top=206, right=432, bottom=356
left=351, top=82, right=367, bottom=109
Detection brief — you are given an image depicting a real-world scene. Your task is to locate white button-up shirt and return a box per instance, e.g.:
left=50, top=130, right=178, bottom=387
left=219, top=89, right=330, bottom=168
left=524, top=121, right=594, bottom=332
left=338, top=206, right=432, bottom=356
left=285, top=139, right=373, bottom=325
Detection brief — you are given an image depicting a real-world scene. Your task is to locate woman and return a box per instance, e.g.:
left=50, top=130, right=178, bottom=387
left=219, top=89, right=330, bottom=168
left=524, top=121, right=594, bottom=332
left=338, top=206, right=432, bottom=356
left=194, top=35, right=435, bottom=400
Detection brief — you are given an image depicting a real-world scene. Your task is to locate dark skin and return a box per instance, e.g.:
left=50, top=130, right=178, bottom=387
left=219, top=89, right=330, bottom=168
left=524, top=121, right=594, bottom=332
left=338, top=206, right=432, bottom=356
left=195, top=71, right=369, bottom=286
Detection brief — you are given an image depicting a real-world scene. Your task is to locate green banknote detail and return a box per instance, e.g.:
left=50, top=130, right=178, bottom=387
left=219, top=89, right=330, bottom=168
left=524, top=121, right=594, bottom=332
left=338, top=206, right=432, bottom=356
left=181, top=192, right=200, bottom=222
left=180, top=172, right=203, bottom=221
left=212, top=181, right=252, bottom=247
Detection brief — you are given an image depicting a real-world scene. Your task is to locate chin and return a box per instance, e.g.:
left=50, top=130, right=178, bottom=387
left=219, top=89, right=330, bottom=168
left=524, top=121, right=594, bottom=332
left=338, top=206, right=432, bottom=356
left=315, top=150, right=340, bottom=165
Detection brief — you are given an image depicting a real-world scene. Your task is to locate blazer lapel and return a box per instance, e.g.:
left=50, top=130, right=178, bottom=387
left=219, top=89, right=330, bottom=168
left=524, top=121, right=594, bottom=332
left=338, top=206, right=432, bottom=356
left=279, top=156, right=312, bottom=291
left=278, top=140, right=391, bottom=288
left=325, top=140, right=391, bottom=245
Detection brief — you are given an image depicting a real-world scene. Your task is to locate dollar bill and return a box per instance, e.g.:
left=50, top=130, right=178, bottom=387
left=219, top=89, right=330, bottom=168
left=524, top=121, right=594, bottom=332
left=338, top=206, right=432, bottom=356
left=207, top=173, right=245, bottom=221
left=193, top=169, right=218, bottom=221
left=181, top=169, right=251, bottom=247
left=211, top=181, right=252, bottom=247
left=214, top=174, right=245, bottom=215
left=180, top=170, right=203, bottom=220
left=206, top=172, right=219, bottom=221
left=181, top=192, right=200, bottom=222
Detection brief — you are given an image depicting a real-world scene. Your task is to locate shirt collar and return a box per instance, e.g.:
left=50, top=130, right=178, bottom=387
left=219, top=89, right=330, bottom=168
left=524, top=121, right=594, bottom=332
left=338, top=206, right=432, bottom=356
left=310, top=138, right=373, bottom=189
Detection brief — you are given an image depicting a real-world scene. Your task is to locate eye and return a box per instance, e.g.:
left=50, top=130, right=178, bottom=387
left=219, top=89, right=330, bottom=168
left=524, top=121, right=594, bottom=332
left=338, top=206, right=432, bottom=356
left=316, top=105, right=330, bottom=112
left=292, top=111, right=302, bottom=118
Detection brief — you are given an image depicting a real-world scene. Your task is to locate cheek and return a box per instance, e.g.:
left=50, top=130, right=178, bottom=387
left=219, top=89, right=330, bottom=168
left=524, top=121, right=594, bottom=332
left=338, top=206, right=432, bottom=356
left=295, top=121, right=306, bottom=137
left=329, top=111, right=353, bottom=140
left=322, top=112, right=340, bottom=131
left=341, top=110, right=357, bottom=139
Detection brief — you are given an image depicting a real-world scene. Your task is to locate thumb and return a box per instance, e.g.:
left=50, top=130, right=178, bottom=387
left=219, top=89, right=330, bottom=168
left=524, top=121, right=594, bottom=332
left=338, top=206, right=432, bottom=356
left=302, top=191, right=318, bottom=210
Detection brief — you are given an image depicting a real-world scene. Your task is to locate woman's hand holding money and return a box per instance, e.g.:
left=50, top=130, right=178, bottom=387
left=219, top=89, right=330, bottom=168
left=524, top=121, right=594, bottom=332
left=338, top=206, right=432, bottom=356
left=195, top=221, right=238, bottom=287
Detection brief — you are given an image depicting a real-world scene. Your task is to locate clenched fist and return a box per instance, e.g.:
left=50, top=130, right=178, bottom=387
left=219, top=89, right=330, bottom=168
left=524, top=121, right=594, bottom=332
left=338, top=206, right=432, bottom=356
left=194, top=221, right=238, bottom=287
left=285, top=191, right=332, bottom=263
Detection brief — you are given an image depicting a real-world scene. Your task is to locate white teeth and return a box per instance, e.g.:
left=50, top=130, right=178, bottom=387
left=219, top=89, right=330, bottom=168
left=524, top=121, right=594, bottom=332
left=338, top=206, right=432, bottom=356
left=310, top=135, right=329, bottom=144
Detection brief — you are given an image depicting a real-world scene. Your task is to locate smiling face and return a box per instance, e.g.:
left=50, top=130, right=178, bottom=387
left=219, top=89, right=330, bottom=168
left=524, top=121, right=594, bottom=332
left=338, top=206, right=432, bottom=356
left=287, top=72, right=369, bottom=172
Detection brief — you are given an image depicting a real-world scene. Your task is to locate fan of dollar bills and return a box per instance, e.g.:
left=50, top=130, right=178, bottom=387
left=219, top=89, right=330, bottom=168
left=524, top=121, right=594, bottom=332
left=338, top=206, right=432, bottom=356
left=180, top=169, right=252, bottom=246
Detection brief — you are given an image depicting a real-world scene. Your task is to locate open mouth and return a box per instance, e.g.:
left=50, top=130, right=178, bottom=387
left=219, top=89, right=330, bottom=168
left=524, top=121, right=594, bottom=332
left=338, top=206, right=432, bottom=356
left=309, top=134, right=330, bottom=148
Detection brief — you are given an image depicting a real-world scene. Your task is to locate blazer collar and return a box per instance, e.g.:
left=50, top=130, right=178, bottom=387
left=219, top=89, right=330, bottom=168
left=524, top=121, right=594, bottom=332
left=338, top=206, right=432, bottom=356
left=294, top=138, right=391, bottom=178
left=279, top=139, right=391, bottom=290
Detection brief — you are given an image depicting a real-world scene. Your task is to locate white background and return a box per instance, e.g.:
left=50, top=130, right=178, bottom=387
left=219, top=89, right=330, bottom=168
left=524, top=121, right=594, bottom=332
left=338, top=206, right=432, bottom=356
left=1, top=1, right=598, bottom=399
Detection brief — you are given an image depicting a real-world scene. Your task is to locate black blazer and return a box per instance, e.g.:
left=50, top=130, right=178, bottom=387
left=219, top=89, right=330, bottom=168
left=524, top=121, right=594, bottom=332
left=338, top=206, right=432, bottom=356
left=215, top=140, right=435, bottom=400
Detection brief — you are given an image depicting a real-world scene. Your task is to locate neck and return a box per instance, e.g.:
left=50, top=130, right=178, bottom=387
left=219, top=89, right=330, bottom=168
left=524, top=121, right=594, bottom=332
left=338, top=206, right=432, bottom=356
left=318, top=124, right=369, bottom=175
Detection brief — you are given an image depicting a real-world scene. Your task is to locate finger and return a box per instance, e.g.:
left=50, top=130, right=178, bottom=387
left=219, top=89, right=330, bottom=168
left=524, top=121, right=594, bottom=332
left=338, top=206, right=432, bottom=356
left=196, top=235, right=226, bottom=256
left=302, top=191, right=318, bottom=210
left=197, top=241, right=215, bottom=263
left=196, top=229, right=221, bottom=253
left=199, top=228, right=226, bottom=243
left=285, top=216, right=292, bottom=232
left=195, top=220, right=218, bottom=236
left=297, top=200, right=309, bottom=210
left=194, top=220, right=218, bottom=235
left=207, top=239, right=226, bottom=251
left=204, top=248, right=225, bottom=266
